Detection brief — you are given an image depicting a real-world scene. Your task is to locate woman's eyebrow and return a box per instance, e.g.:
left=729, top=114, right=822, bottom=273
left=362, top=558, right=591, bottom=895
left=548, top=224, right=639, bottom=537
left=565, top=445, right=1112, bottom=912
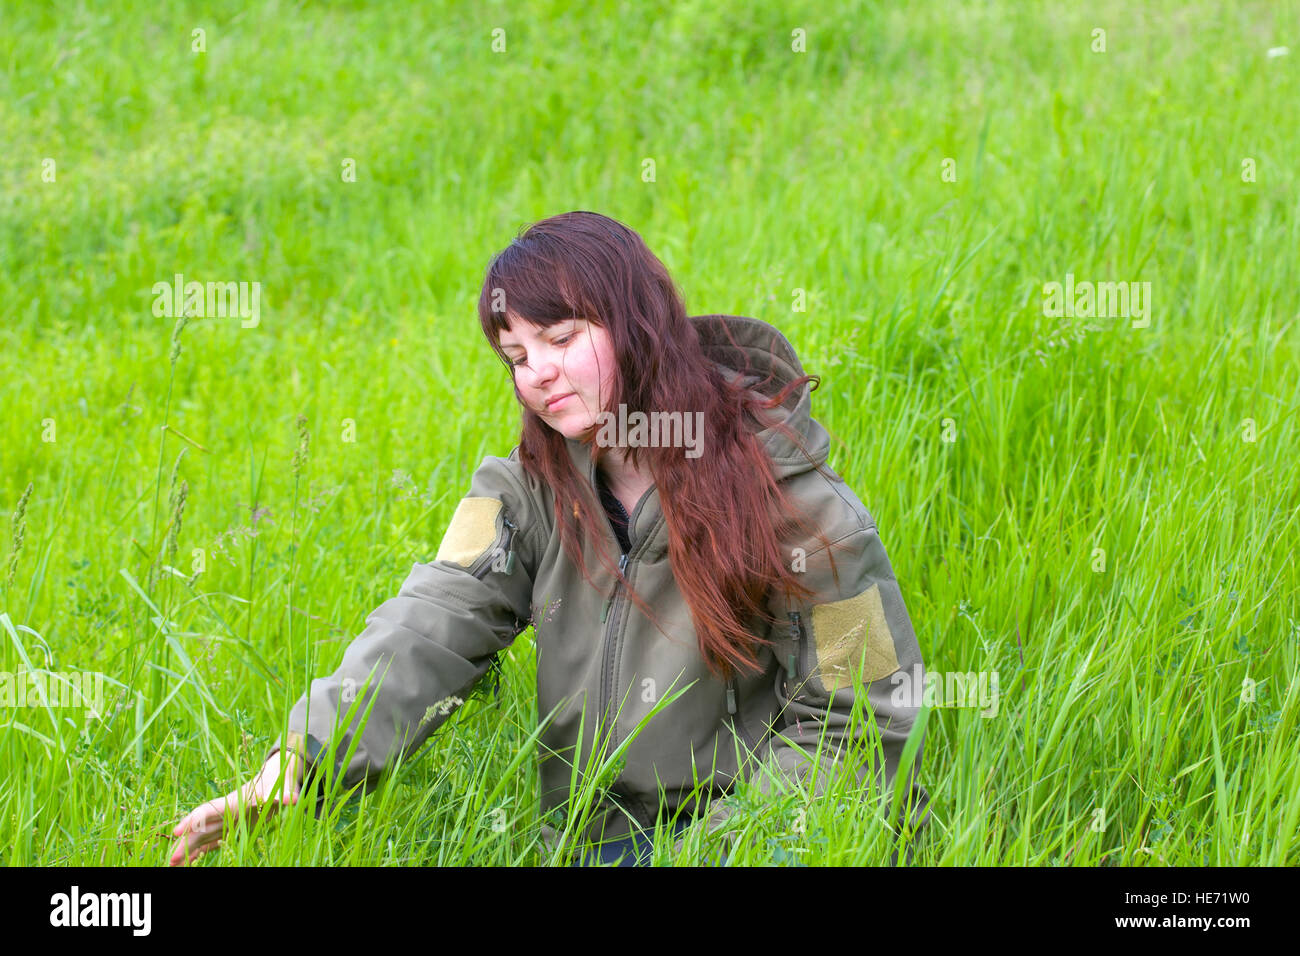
left=500, top=321, right=582, bottom=350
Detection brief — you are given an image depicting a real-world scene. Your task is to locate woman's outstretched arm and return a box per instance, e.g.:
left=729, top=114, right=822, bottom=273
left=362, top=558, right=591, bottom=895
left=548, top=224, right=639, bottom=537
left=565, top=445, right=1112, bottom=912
left=266, top=451, right=543, bottom=795
left=168, top=451, right=543, bottom=864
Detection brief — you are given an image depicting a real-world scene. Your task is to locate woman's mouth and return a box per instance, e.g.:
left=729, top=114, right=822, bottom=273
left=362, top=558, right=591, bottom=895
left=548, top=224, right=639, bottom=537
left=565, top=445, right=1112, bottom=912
left=545, top=392, right=575, bottom=409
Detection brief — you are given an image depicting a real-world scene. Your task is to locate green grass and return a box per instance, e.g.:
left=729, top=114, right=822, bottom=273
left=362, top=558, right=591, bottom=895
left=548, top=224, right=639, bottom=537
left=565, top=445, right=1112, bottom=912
left=1, top=0, right=1298, bottom=865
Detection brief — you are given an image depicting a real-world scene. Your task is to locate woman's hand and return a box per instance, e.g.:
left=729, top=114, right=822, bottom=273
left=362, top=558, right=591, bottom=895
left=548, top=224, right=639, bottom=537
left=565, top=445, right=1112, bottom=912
left=168, top=750, right=303, bottom=866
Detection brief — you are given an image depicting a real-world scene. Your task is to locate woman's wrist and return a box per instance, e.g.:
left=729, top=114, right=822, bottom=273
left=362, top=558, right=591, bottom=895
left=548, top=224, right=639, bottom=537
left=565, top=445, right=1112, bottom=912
left=266, top=731, right=325, bottom=793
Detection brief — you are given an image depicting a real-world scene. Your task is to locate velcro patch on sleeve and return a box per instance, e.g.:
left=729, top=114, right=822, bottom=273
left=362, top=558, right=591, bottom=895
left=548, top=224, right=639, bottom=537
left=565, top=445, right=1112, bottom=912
left=810, top=582, right=900, bottom=693
left=435, top=497, right=502, bottom=567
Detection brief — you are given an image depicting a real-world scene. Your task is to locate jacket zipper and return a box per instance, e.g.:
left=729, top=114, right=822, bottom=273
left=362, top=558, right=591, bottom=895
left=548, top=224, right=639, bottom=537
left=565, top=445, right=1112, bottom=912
left=787, top=610, right=807, bottom=736
left=595, top=488, right=655, bottom=751
left=600, top=553, right=628, bottom=623
left=498, top=513, right=519, bottom=575
left=466, top=507, right=518, bottom=704
left=725, top=677, right=760, bottom=761
left=787, top=611, right=806, bottom=686
left=466, top=508, right=518, bottom=582
left=598, top=550, right=630, bottom=733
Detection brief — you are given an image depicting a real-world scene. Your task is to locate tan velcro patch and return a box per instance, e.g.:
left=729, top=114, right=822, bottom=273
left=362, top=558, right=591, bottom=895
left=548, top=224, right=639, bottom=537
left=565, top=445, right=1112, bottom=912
left=810, top=582, right=900, bottom=693
left=435, top=497, right=502, bottom=567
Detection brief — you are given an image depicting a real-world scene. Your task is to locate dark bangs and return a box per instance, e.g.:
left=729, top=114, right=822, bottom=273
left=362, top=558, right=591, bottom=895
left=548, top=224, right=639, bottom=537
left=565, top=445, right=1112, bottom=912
left=477, top=233, right=606, bottom=369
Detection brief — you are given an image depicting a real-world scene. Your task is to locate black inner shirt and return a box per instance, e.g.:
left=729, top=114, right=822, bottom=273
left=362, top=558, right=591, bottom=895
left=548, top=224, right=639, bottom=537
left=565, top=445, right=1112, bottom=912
left=595, top=468, right=634, bottom=554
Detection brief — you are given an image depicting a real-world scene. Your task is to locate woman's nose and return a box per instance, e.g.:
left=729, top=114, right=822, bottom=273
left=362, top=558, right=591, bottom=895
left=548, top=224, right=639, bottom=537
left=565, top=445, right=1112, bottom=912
left=520, top=357, right=559, bottom=388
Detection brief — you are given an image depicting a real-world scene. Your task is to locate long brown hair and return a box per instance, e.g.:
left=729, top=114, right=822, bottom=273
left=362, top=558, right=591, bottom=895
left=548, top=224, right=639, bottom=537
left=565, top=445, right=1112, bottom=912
left=477, top=211, right=837, bottom=682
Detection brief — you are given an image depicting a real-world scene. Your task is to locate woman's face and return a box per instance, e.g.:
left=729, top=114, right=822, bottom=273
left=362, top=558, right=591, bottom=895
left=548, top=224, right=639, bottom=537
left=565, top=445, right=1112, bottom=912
left=498, top=314, right=615, bottom=439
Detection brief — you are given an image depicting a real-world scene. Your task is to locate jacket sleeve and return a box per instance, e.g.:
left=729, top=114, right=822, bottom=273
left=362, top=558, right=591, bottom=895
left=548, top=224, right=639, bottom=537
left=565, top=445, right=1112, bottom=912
left=263, top=452, right=542, bottom=794
left=748, top=514, right=931, bottom=833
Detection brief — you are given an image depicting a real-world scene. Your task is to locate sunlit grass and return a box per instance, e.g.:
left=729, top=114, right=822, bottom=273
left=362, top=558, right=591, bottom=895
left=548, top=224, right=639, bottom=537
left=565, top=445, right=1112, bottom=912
left=1, top=0, right=1298, bottom=865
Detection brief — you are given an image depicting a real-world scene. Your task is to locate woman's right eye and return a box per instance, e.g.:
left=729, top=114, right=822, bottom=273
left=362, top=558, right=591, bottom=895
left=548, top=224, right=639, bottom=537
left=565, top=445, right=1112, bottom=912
left=507, top=332, right=574, bottom=368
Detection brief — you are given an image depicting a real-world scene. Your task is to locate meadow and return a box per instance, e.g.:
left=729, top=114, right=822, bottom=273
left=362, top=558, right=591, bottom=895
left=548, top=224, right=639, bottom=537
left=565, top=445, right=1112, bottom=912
left=1, top=0, right=1297, bottom=865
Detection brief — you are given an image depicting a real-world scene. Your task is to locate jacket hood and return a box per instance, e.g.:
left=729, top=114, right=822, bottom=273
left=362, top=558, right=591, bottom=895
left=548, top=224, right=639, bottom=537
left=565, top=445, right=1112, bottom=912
left=564, top=313, right=830, bottom=486
left=691, top=313, right=830, bottom=481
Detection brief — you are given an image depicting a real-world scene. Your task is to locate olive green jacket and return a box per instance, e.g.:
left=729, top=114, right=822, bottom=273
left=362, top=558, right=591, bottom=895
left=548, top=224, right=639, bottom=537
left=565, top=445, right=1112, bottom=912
left=267, top=313, right=931, bottom=853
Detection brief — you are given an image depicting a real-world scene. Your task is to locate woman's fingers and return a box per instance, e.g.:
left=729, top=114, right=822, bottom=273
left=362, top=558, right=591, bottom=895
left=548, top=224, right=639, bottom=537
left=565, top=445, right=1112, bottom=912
left=171, top=796, right=219, bottom=837
left=167, top=787, right=263, bottom=867
left=166, top=756, right=305, bottom=866
left=169, top=802, right=224, bottom=866
left=169, top=831, right=217, bottom=867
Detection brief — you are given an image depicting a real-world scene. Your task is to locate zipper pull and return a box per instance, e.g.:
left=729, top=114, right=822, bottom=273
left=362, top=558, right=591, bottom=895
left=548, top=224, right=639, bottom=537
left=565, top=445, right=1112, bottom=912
left=500, top=514, right=518, bottom=575
left=787, top=611, right=802, bottom=680
left=600, top=553, right=628, bottom=623
left=726, top=681, right=738, bottom=715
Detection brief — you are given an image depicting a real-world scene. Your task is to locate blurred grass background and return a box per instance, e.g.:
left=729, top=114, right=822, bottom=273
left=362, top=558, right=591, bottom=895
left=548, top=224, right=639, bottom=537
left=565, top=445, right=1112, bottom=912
left=1, top=0, right=1298, bottom=865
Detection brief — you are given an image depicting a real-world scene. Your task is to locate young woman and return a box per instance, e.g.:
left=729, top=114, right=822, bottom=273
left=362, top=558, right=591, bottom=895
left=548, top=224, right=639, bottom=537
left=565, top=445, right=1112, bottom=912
left=169, top=211, right=931, bottom=866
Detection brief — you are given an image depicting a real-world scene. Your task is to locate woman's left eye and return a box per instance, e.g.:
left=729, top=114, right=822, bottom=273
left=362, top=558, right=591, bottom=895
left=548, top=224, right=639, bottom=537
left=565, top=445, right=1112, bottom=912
left=507, top=333, right=574, bottom=367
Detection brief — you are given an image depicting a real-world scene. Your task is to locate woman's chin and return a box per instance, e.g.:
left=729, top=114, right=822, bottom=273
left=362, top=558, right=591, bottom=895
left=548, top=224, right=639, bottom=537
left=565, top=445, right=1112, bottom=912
left=530, top=406, right=602, bottom=442
left=565, top=420, right=601, bottom=443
